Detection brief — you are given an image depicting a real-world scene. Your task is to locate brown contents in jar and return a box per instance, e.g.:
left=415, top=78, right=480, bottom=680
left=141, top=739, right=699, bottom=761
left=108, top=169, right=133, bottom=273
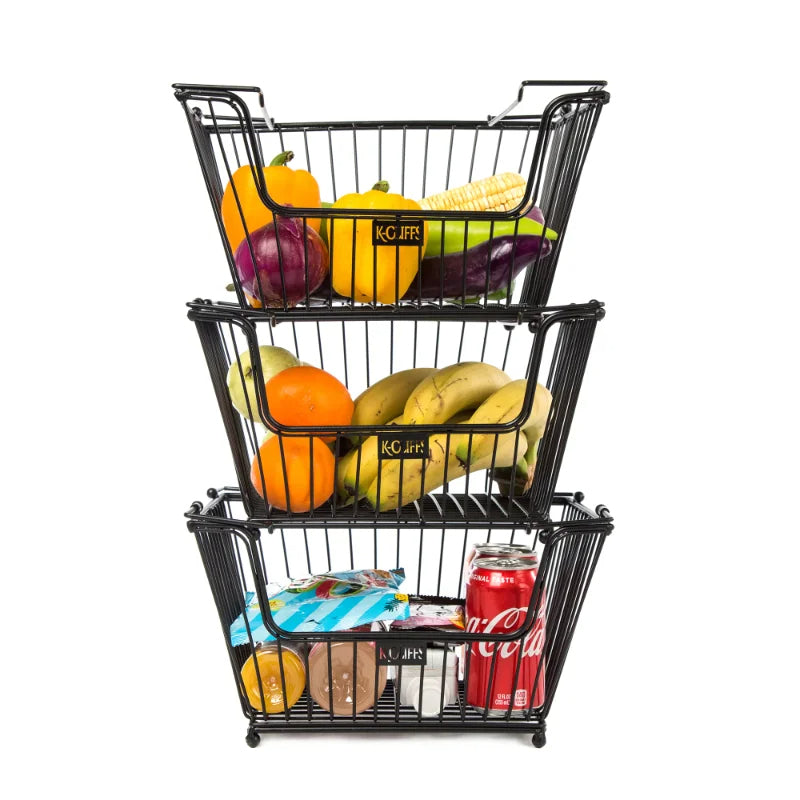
left=308, top=641, right=388, bottom=715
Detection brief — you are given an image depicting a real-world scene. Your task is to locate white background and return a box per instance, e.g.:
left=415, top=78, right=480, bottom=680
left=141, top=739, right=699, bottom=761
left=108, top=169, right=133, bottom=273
left=2, top=1, right=798, bottom=797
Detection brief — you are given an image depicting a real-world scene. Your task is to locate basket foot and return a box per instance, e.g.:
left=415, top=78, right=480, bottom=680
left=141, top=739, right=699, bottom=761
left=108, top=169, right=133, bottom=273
left=531, top=730, right=546, bottom=748
left=245, top=729, right=261, bottom=748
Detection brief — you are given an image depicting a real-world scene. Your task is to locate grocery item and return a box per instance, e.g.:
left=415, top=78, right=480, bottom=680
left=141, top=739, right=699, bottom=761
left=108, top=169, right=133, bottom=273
left=230, top=568, right=409, bottom=646
left=423, top=216, right=557, bottom=260
left=330, top=182, right=428, bottom=304
left=454, top=380, right=552, bottom=467
left=265, top=365, right=354, bottom=442
left=405, top=235, right=552, bottom=301
left=465, top=556, right=546, bottom=715
left=250, top=435, right=335, bottom=511
left=391, top=603, right=465, bottom=631
left=226, top=345, right=299, bottom=421
left=365, top=426, right=527, bottom=511
left=240, top=642, right=306, bottom=713
left=419, top=172, right=528, bottom=213
left=403, top=362, right=511, bottom=425
left=308, top=641, right=387, bottom=715
left=464, top=543, right=536, bottom=582
left=234, top=216, right=329, bottom=308
left=336, top=414, right=404, bottom=501
left=350, top=367, right=438, bottom=433
left=393, top=646, right=459, bottom=717
left=220, top=151, right=321, bottom=251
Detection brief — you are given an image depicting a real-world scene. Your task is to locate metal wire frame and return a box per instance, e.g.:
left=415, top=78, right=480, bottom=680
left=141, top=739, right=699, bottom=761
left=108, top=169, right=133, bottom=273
left=186, top=487, right=612, bottom=746
left=187, top=300, right=603, bottom=526
left=173, top=81, right=609, bottom=313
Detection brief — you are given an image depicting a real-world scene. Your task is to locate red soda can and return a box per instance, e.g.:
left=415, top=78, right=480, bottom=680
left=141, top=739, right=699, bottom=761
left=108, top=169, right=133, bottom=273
left=463, top=543, right=536, bottom=582
left=465, top=556, right=546, bottom=715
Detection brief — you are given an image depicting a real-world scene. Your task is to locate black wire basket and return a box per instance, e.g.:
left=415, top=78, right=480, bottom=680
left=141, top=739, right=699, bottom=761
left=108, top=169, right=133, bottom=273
left=174, top=81, right=609, bottom=313
left=186, top=487, right=612, bottom=747
left=188, top=299, right=603, bottom=526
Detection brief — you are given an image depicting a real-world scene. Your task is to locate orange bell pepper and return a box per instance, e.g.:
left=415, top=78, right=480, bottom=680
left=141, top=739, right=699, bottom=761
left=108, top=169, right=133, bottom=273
left=220, top=151, right=321, bottom=252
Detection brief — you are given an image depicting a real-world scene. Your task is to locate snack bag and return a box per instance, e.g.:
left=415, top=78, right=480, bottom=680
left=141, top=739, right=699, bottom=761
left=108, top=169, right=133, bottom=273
left=391, top=602, right=465, bottom=631
left=230, top=568, right=409, bottom=646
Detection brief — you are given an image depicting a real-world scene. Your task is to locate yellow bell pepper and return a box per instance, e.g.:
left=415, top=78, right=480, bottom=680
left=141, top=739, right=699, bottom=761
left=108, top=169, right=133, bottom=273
left=330, top=183, right=428, bottom=304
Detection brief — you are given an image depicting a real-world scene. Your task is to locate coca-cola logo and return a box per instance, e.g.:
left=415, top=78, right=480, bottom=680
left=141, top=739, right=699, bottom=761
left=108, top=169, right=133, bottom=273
left=466, top=605, right=546, bottom=659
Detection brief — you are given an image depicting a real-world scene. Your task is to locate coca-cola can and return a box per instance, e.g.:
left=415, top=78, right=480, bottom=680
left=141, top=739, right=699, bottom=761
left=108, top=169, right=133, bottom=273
left=464, top=543, right=537, bottom=582
left=465, top=556, right=546, bottom=716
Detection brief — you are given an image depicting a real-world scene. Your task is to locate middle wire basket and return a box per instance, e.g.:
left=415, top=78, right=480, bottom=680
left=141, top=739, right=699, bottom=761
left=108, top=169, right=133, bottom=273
left=188, top=299, right=603, bottom=527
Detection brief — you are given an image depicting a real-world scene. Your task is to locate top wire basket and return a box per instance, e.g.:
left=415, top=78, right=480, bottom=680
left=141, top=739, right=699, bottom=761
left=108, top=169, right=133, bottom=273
left=174, top=81, right=609, bottom=317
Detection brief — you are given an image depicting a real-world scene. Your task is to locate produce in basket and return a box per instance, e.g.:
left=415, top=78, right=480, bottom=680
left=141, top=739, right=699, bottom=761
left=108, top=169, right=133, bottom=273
left=329, top=182, right=428, bottom=304
left=403, top=234, right=552, bottom=301
left=250, top=435, right=334, bottom=512
left=402, top=361, right=511, bottom=425
left=226, top=345, right=299, bottom=421
left=454, top=380, right=552, bottom=466
left=220, top=150, right=321, bottom=252
left=410, top=175, right=558, bottom=301
left=234, top=216, right=329, bottom=308
left=418, top=172, right=529, bottom=214
left=349, top=367, right=438, bottom=441
left=265, top=365, right=354, bottom=442
left=365, top=425, right=528, bottom=511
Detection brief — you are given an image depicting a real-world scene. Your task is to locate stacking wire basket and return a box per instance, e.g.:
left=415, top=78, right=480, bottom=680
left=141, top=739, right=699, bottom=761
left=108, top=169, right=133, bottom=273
left=175, top=80, right=613, bottom=748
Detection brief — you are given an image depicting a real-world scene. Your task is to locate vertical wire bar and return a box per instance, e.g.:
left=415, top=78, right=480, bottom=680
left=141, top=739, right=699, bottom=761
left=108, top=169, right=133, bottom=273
left=352, top=125, right=360, bottom=193
left=341, top=321, right=349, bottom=388
left=468, top=128, right=479, bottom=182
left=517, top=127, right=531, bottom=174
left=327, top=641, right=335, bottom=721
left=303, top=129, right=311, bottom=171
left=492, top=128, right=504, bottom=175
left=316, top=322, right=325, bottom=370
left=348, top=528, right=355, bottom=569
left=401, top=126, right=407, bottom=196
left=445, top=126, right=455, bottom=188
left=327, top=128, right=337, bottom=200
left=421, top=127, right=430, bottom=197
left=352, top=641, right=358, bottom=722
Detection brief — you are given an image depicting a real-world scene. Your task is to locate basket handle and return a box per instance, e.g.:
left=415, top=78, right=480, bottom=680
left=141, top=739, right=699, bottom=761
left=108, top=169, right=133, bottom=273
left=488, top=79, right=608, bottom=126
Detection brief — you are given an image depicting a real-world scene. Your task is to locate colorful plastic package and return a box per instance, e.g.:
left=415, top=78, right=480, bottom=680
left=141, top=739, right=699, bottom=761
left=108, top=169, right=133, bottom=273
left=230, top=568, right=409, bottom=646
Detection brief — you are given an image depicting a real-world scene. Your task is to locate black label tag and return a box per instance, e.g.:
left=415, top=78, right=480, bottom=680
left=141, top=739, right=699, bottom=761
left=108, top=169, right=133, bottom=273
left=372, top=219, right=424, bottom=246
left=378, top=432, right=429, bottom=460
left=376, top=641, right=428, bottom=666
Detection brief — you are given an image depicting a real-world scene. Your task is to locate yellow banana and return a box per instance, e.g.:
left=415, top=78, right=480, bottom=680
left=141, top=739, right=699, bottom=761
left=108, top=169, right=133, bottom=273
left=338, top=415, right=404, bottom=500
left=454, top=380, right=551, bottom=467
left=403, top=362, right=510, bottom=426
left=366, top=427, right=527, bottom=511
left=351, top=368, right=438, bottom=430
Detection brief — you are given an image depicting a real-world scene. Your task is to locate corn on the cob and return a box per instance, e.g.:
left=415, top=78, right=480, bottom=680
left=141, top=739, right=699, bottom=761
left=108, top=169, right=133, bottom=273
left=419, top=172, right=527, bottom=213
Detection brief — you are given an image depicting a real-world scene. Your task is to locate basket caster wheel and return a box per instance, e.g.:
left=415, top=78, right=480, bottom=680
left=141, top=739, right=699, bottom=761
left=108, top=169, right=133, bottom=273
left=531, top=730, right=546, bottom=748
left=245, top=731, right=261, bottom=748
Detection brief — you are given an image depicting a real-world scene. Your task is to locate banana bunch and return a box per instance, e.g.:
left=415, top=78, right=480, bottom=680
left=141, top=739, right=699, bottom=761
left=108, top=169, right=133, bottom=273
left=337, top=363, right=551, bottom=511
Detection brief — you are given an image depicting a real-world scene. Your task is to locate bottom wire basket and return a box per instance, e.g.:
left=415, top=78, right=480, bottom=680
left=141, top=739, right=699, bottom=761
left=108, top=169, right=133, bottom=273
left=185, top=487, right=612, bottom=748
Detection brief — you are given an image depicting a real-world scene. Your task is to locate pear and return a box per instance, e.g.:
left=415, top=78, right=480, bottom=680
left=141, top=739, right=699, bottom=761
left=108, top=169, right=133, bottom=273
left=226, top=345, right=299, bottom=421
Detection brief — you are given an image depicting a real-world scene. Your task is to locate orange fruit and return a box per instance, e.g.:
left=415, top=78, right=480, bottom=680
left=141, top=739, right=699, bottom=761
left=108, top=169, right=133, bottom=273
left=251, top=435, right=334, bottom=512
left=265, top=366, right=353, bottom=442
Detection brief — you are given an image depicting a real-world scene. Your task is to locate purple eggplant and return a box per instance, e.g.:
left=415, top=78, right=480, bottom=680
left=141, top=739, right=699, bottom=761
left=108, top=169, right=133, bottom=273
left=402, top=235, right=552, bottom=300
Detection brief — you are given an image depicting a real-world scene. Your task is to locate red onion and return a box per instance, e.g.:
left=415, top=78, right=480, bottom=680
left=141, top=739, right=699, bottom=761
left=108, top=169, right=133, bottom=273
left=234, top=216, right=329, bottom=307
